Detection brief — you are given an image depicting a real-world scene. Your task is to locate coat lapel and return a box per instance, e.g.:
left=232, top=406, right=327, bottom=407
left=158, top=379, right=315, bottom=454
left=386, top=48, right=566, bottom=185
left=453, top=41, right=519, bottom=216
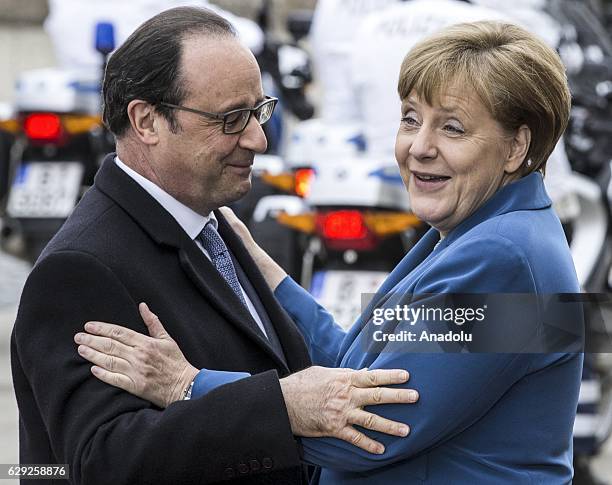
left=216, top=211, right=311, bottom=372
left=178, top=244, right=291, bottom=372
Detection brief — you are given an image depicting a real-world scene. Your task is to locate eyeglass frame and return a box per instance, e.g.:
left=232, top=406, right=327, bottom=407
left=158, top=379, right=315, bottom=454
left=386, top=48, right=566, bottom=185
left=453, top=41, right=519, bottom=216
left=158, top=95, right=278, bottom=134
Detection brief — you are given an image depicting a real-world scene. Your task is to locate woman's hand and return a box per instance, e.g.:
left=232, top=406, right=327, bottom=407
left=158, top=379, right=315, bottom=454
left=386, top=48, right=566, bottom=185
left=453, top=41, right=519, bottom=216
left=219, top=206, right=256, bottom=247
left=219, top=206, right=287, bottom=290
left=74, top=303, right=199, bottom=408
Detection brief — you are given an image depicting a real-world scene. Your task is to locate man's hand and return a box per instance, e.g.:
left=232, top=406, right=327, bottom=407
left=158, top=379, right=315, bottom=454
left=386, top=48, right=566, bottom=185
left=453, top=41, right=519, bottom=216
left=74, top=303, right=199, bottom=408
left=280, top=366, right=419, bottom=454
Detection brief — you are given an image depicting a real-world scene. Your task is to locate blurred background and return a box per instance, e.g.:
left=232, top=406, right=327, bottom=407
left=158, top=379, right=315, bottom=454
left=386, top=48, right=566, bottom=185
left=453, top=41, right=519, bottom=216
left=0, top=0, right=611, bottom=483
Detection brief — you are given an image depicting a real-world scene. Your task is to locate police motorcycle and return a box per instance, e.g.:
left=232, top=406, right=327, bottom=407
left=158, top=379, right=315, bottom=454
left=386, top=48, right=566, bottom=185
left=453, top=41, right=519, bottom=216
left=246, top=0, right=425, bottom=328
left=539, top=1, right=612, bottom=482
left=556, top=106, right=612, bottom=485
left=0, top=1, right=312, bottom=263
left=0, top=23, right=115, bottom=263
left=564, top=139, right=612, bottom=485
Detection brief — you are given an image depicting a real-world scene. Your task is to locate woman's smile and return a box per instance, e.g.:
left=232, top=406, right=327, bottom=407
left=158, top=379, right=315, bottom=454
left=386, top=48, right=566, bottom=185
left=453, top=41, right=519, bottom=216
left=410, top=170, right=452, bottom=192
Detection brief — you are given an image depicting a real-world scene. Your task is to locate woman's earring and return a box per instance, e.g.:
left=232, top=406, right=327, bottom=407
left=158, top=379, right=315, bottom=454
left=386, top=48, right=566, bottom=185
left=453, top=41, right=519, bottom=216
left=526, top=159, right=533, bottom=167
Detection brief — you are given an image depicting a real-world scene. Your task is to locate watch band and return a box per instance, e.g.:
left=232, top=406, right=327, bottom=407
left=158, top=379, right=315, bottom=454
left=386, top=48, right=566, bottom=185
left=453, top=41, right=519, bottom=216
left=182, top=380, right=195, bottom=401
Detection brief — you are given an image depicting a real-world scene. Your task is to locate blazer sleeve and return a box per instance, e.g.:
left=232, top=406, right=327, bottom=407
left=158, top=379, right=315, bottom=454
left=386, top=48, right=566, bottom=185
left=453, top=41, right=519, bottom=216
left=301, top=235, right=539, bottom=472
left=191, top=368, right=251, bottom=398
left=12, top=250, right=302, bottom=484
left=274, top=276, right=347, bottom=367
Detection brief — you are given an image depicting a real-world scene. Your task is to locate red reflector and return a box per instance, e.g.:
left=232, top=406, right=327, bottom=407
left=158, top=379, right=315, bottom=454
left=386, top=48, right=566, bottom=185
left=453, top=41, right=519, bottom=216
left=23, top=113, right=62, bottom=142
left=319, top=210, right=367, bottom=240
left=294, top=168, right=314, bottom=197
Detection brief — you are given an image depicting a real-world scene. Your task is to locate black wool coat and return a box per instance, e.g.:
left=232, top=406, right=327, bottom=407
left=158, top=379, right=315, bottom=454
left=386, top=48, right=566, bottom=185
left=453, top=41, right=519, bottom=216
left=11, top=155, right=312, bottom=484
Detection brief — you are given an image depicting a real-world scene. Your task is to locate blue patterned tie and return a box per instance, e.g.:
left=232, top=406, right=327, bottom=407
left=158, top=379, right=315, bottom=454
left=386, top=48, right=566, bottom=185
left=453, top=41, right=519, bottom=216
left=198, top=222, right=247, bottom=307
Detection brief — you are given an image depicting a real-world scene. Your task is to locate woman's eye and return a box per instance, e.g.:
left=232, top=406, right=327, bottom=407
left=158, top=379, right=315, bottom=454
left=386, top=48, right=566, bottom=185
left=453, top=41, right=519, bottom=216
left=443, top=122, right=464, bottom=135
left=401, top=112, right=420, bottom=127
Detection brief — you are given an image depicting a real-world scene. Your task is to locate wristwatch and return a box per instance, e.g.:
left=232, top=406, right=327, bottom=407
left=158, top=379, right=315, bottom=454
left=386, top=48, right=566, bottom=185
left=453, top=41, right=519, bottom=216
left=182, top=380, right=195, bottom=401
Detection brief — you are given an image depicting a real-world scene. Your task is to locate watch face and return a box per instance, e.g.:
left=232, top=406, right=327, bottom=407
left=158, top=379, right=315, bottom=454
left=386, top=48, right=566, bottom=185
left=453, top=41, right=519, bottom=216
left=183, top=381, right=194, bottom=400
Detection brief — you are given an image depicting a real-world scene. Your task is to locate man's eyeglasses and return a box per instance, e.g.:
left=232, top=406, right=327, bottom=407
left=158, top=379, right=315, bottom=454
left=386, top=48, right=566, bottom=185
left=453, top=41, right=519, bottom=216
left=159, top=96, right=278, bottom=134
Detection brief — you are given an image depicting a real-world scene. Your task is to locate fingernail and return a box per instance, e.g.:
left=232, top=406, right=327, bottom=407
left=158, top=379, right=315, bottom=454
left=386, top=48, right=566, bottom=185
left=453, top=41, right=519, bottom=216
left=77, top=345, right=86, bottom=355
left=399, top=425, right=410, bottom=436
left=91, top=366, right=100, bottom=376
left=84, top=322, right=98, bottom=332
left=399, top=371, right=409, bottom=381
left=376, top=445, right=385, bottom=454
left=409, top=390, right=419, bottom=402
left=74, top=333, right=82, bottom=343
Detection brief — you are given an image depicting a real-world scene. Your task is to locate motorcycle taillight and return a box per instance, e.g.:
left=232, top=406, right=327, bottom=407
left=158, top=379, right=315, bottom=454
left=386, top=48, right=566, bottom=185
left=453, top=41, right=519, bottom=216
left=261, top=167, right=315, bottom=198
left=23, top=113, right=63, bottom=143
left=317, top=210, right=377, bottom=250
left=294, top=168, right=314, bottom=197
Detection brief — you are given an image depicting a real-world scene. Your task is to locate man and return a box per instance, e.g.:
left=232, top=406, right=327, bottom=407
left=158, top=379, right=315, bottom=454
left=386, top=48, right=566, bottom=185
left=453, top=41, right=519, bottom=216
left=309, top=0, right=399, bottom=123
left=11, top=7, right=416, bottom=484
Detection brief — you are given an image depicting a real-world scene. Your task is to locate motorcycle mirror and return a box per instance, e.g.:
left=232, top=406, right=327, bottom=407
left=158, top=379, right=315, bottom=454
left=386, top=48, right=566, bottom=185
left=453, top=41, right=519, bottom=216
left=95, top=22, right=116, bottom=56
left=287, top=10, right=312, bottom=42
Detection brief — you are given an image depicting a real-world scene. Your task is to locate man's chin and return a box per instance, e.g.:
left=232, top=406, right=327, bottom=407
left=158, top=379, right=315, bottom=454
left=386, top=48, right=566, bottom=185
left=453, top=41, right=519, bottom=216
left=224, top=179, right=252, bottom=205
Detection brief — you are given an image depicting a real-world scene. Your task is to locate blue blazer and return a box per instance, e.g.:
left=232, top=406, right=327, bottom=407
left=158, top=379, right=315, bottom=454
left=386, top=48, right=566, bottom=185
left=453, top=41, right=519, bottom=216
left=275, top=173, right=583, bottom=483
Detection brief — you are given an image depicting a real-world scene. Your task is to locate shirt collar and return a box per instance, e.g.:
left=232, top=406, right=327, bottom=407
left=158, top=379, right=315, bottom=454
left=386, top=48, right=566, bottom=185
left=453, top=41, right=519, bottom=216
left=114, top=156, right=216, bottom=240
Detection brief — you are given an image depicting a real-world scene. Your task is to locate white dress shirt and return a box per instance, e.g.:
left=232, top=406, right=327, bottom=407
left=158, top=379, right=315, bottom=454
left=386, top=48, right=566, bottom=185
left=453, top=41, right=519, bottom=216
left=114, top=156, right=268, bottom=337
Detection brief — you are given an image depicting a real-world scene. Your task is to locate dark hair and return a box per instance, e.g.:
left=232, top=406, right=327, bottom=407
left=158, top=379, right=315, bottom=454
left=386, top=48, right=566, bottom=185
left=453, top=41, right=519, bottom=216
left=102, top=6, right=236, bottom=137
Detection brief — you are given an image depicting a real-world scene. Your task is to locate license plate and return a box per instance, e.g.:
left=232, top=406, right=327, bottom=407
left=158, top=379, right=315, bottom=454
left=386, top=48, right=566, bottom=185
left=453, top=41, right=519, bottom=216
left=7, top=162, right=84, bottom=218
left=310, top=270, right=388, bottom=330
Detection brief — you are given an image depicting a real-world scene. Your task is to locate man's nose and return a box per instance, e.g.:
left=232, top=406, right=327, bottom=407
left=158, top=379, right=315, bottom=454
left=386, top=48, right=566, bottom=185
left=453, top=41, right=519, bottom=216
left=238, top=116, right=268, bottom=154
left=409, top=127, right=437, bottom=160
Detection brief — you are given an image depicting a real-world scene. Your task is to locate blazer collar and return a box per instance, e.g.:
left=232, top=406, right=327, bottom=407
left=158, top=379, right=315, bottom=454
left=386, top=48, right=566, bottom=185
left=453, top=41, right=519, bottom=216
left=338, top=174, right=551, bottom=364
left=438, top=172, right=551, bottom=250
left=367, top=173, right=550, bottom=309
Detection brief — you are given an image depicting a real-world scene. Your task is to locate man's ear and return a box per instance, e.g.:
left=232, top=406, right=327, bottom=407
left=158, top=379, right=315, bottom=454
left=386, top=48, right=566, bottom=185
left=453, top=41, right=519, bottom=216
left=126, top=100, right=159, bottom=145
left=504, top=124, right=531, bottom=174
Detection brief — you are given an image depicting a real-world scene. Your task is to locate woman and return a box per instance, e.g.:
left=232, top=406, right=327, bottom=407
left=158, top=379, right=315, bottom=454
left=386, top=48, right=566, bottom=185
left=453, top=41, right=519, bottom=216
left=76, top=21, right=582, bottom=482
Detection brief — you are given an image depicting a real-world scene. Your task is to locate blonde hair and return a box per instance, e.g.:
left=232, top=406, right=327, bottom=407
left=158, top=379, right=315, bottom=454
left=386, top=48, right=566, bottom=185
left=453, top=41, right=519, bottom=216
left=398, top=20, right=571, bottom=175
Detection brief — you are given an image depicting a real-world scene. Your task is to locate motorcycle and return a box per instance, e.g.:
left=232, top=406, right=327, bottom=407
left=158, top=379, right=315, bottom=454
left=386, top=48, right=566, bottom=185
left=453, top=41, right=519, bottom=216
left=1, top=3, right=314, bottom=263
left=0, top=23, right=115, bottom=263
left=546, top=1, right=612, bottom=482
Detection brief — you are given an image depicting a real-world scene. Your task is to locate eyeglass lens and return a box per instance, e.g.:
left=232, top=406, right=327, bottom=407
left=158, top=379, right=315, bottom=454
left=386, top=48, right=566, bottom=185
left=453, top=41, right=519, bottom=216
left=224, top=100, right=275, bottom=134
